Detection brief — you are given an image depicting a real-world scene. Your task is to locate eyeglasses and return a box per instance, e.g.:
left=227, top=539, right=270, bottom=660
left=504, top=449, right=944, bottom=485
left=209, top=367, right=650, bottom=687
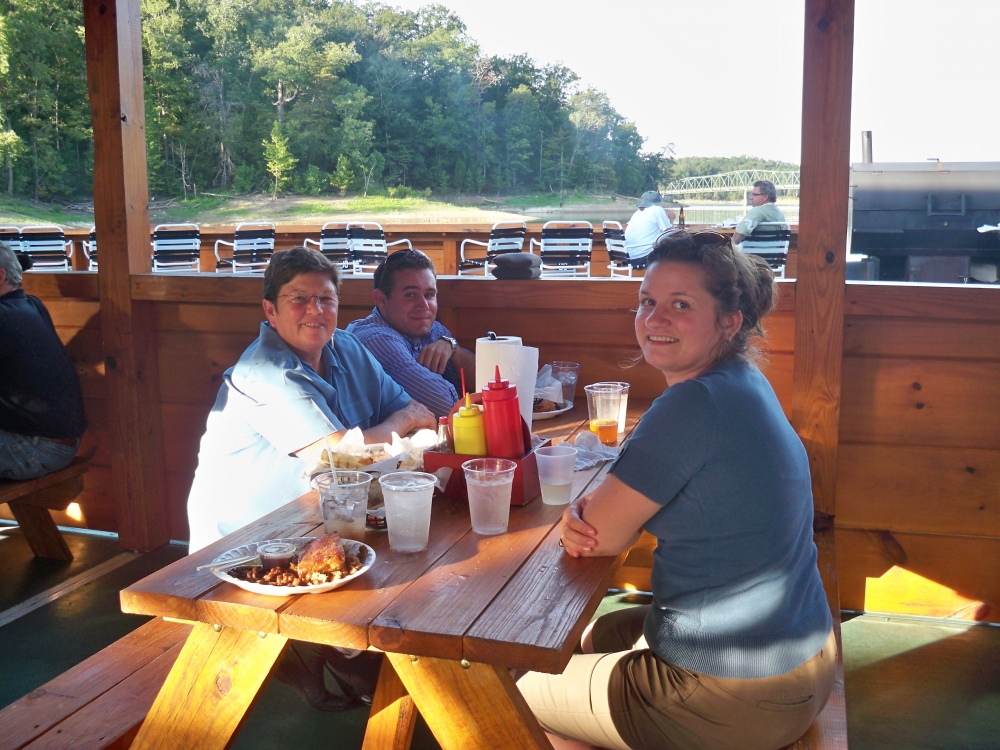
left=751, top=192, right=765, bottom=198
left=278, top=294, right=339, bottom=309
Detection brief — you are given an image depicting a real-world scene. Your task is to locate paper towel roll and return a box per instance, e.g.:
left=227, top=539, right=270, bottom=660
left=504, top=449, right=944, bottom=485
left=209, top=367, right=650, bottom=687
left=476, top=336, right=539, bottom=431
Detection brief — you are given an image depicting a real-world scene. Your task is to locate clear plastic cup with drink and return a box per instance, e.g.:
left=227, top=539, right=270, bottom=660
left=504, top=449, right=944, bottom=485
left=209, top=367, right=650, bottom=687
left=594, top=381, right=630, bottom=435
left=462, top=458, right=516, bottom=535
left=585, top=383, right=625, bottom=447
left=550, top=361, right=581, bottom=404
left=378, top=472, right=437, bottom=553
left=312, top=471, right=372, bottom=538
left=535, top=445, right=577, bottom=505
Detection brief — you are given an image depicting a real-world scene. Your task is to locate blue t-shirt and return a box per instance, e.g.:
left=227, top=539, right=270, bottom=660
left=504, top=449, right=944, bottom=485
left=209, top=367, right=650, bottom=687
left=186, top=323, right=410, bottom=552
left=610, top=358, right=832, bottom=679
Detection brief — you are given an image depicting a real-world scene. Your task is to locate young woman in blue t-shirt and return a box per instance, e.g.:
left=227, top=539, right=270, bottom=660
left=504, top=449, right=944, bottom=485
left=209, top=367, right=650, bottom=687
left=517, top=230, right=836, bottom=750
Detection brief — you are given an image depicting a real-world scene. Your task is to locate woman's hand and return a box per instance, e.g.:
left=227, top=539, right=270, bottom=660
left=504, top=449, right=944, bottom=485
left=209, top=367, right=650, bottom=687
left=560, top=496, right=598, bottom=558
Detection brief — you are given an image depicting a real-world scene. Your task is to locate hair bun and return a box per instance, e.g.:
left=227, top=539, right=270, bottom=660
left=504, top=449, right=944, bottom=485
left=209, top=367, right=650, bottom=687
left=15, top=252, right=32, bottom=272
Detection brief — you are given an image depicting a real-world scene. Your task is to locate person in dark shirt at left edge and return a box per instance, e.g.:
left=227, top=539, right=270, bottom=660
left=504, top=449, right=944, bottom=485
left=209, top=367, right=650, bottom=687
left=0, top=242, right=87, bottom=480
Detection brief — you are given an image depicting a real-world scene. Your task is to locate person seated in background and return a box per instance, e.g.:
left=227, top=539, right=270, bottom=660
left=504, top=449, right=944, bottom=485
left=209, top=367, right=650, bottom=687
left=517, top=229, right=835, bottom=750
left=347, top=249, right=475, bottom=419
left=732, top=179, right=786, bottom=245
left=624, top=190, right=676, bottom=263
left=0, top=244, right=87, bottom=480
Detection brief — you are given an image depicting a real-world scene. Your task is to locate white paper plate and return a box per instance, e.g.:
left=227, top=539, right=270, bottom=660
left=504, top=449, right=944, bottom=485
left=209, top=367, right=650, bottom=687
left=532, top=401, right=574, bottom=420
left=210, top=537, right=376, bottom=597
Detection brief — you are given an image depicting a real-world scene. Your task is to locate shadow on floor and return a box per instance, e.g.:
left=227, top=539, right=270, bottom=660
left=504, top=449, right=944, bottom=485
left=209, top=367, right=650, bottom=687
left=842, top=615, right=1000, bottom=750
left=0, top=524, right=124, bottom=609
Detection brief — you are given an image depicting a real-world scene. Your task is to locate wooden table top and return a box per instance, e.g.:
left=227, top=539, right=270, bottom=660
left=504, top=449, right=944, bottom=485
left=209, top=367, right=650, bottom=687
left=121, top=401, right=649, bottom=675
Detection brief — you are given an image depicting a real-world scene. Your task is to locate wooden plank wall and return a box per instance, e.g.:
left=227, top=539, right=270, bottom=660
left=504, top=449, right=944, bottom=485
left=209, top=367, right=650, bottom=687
left=835, top=283, right=1000, bottom=621
left=14, top=273, right=999, bottom=623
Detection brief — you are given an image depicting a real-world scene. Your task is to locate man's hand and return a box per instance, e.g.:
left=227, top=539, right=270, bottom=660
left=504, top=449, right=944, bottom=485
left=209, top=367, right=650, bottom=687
left=732, top=232, right=746, bottom=245
left=560, top=497, right=597, bottom=558
left=416, top=338, right=454, bottom=375
left=384, top=400, right=437, bottom=435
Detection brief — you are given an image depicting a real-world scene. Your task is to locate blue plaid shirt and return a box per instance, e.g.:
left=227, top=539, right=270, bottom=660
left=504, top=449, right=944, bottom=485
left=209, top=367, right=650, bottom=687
left=347, top=308, right=461, bottom=418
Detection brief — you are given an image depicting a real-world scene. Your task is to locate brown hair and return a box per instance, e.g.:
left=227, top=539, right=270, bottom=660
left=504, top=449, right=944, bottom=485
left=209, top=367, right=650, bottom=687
left=646, top=229, right=778, bottom=363
left=262, top=246, right=340, bottom=304
left=373, top=249, right=435, bottom=296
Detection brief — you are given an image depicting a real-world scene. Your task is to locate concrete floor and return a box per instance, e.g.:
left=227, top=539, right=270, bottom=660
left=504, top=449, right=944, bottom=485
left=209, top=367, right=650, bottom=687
left=1, top=526, right=998, bottom=750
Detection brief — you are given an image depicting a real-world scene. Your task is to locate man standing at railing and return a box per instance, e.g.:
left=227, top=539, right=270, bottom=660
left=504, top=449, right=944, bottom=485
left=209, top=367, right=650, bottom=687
left=0, top=244, right=86, bottom=480
left=625, top=191, right=676, bottom=262
left=347, top=249, right=476, bottom=418
left=732, top=180, right=786, bottom=245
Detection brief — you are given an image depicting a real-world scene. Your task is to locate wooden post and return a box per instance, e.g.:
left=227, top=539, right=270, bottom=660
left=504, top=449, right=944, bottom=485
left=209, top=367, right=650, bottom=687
left=792, top=0, right=854, bottom=528
left=84, top=0, right=170, bottom=550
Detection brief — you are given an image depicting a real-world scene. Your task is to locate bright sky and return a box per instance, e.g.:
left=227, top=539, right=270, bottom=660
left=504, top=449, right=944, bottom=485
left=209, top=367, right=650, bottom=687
left=387, top=0, right=1000, bottom=165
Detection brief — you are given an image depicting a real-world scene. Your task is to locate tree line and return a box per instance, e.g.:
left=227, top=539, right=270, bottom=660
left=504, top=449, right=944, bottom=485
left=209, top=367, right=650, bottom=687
left=0, top=0, right=673, bottom=202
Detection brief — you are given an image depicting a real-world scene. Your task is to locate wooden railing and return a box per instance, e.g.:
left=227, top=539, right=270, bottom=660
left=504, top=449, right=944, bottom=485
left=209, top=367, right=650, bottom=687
left=61, top=223, right=802, bottom=278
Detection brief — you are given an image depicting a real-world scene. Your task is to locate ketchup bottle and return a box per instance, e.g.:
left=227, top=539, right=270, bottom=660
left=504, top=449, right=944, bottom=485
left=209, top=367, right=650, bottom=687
left=481, top=365, right=525, bottom=459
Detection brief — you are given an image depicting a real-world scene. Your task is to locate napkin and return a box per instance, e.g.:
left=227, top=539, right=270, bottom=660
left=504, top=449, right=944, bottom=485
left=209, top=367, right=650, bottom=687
left=476, top=335, right=539, bottom=429
left=534, top=364, right=565, bottom=403
left=572, top=431, right=619, bottom=470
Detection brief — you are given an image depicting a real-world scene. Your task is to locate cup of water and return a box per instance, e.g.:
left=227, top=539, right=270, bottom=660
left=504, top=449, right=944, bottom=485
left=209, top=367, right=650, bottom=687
left=462, top=458, right=517, bottom=535
left=535, top=445, right=577, bottom=505
left=378, top=472, right=437, bottom=553
left=313, top=471, right=372, bottom=538
left=550, top=361, right=581, bottom=404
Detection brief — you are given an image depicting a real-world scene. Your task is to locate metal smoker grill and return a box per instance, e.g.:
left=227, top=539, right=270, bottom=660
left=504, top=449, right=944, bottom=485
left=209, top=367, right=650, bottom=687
left=851, top=161, right=1000, bottom=283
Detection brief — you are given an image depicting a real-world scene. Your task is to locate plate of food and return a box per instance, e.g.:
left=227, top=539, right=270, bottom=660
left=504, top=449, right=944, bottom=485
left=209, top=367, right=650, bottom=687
left=208, top=534, right=375, bottom=596
left=532, top=399, right=574, bottom=420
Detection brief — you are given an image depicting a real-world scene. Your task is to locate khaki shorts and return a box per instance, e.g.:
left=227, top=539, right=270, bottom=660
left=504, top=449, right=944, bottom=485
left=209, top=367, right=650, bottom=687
left=518, top=605, right=837, bottom=750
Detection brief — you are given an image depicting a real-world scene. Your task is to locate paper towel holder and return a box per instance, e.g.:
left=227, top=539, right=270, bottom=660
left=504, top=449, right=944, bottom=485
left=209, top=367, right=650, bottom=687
left=487, top=331, right=498, bottom=340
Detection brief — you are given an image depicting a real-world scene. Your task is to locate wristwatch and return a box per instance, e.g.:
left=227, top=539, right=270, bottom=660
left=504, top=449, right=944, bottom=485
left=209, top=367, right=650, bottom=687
left=440, top=336, right=458, bottom=355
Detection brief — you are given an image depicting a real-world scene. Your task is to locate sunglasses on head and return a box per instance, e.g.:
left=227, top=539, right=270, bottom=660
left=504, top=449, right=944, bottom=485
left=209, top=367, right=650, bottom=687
left=654, top=229, right=731, bottom=251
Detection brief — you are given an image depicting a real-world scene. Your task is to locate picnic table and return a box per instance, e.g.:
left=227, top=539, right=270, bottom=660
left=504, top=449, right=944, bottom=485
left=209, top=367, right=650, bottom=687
left=119, top=400, right=650, bottom=750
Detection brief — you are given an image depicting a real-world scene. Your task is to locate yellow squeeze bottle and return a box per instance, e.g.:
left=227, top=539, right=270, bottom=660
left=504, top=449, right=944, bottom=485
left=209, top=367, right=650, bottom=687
left=452, top=394, right=488, bottom=456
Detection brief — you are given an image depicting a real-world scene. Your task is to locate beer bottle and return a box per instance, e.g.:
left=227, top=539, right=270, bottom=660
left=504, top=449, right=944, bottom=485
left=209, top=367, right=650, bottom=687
left=678, top=205, right=686, bottom=227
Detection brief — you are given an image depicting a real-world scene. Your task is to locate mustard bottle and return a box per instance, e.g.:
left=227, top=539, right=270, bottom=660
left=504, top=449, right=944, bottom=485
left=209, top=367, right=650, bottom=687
left=452, top=394, right=488, bottom=456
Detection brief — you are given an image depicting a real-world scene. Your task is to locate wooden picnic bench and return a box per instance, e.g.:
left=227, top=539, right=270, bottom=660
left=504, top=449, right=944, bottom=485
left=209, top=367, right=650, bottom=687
left=0, top=457, right=88, bottom=561
left=0, top=617, right=192, bottom=750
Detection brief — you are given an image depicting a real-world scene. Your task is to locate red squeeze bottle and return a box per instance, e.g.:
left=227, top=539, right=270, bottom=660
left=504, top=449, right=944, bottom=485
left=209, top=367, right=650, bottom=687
left=481, top=365, right=525, bottom=459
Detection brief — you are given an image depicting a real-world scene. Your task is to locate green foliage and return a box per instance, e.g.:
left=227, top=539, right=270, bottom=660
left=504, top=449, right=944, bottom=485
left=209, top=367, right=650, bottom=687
left=387, top=185, right=431, bottom=199
left=296, top=164, right=329, bottom=195
left=0, top=0, right=663, bottom=201
left=263, top=121, right=298, bottom=198
left=232, top=165, right=259, bottom=194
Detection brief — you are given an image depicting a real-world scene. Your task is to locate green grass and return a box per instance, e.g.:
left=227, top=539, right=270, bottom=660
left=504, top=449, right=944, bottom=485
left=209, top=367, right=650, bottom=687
left=345, top=195, right=440, bottom=213
left=0, top=197, right=91, bottom=227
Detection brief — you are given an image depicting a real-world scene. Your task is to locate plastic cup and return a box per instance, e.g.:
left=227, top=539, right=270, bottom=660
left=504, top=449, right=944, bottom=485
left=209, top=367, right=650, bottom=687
left=535, top=446, right=577, bottom=505
left=594, top=381, right=630, bottom=434
left=550, top=361, right=581, bottom=404
left=312, top=471, right=372, bottom=538
left=585, top=383, right=624, bottom=447
left=462, top=458, right=516, bottom=535
left=378, top=472, right=437, bottom=553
